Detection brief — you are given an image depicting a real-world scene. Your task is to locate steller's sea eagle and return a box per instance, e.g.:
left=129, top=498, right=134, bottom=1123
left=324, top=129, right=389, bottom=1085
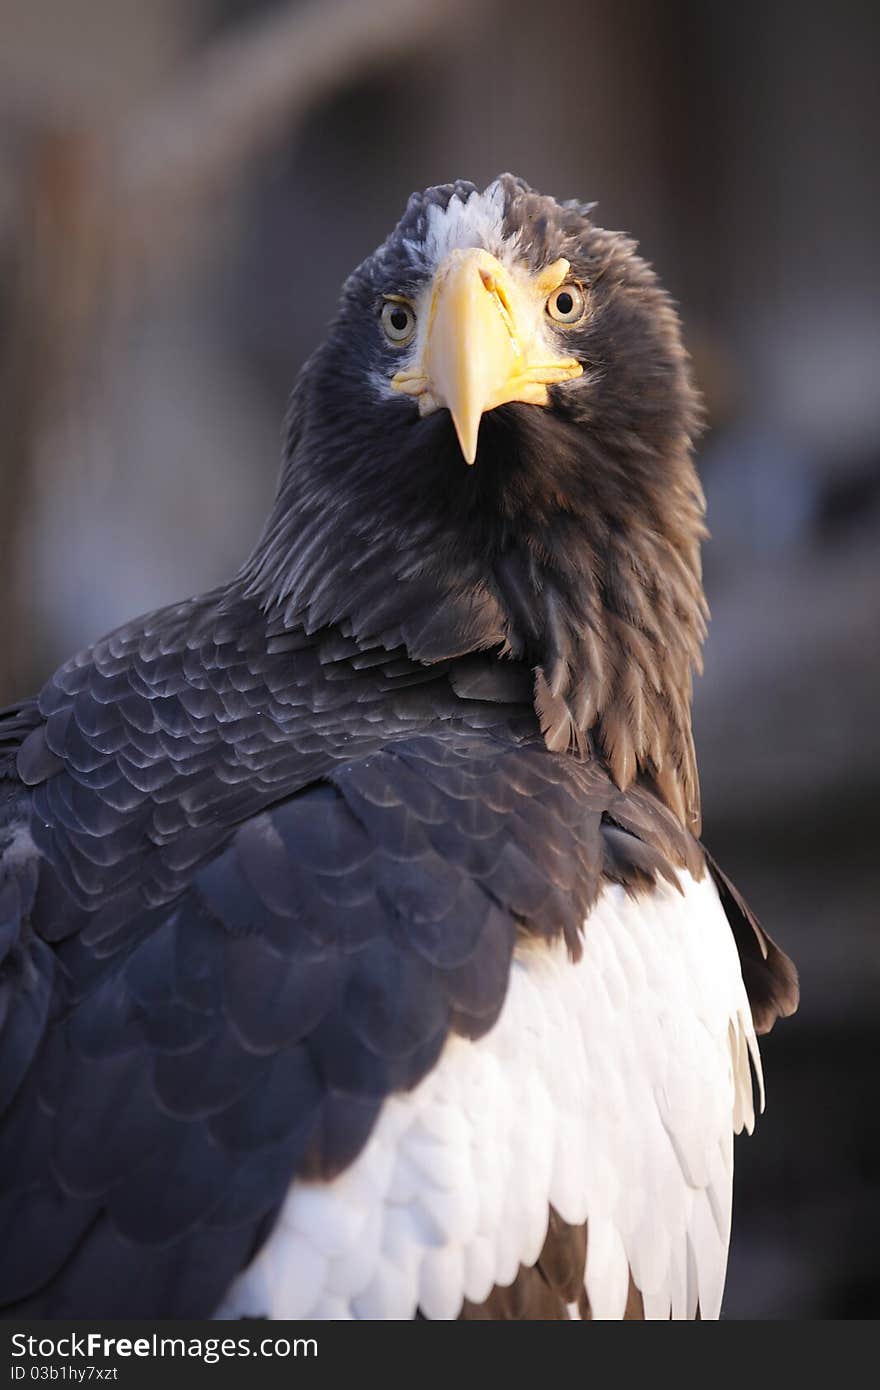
left=0, top=176, right=798, bottom=1320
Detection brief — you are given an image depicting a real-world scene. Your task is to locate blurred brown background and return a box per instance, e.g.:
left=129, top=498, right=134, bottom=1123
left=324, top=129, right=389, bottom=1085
left=1, top=0, right=877, bottom=1319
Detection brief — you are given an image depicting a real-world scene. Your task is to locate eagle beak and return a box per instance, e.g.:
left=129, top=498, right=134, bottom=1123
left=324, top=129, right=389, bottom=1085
left=391, top=248, right=583, bottom=465
left=425, top=248, right=523, bottom=464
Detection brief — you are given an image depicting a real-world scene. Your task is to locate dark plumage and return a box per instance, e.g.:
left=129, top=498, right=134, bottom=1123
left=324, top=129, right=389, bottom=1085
left=0, top=176, right=797, bottom=1319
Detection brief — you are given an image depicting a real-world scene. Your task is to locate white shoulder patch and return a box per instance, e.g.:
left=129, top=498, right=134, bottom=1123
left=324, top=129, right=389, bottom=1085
left=216, top=870, right=761, bottom=1321
left=412, top=181, right=519, bottom=270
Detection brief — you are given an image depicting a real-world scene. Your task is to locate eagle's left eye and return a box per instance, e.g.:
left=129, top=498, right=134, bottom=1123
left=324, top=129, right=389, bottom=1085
left=380, top=298, right=417, bottom=347
left=546, top=283, right=586, bottom=325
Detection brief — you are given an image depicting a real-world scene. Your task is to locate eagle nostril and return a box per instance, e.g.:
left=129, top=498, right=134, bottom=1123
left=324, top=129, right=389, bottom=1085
left=478, top=267, right=496, bottom=292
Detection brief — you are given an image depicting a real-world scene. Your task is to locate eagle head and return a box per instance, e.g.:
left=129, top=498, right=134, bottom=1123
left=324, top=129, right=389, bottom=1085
left=244, top=176, right=708, bottom=829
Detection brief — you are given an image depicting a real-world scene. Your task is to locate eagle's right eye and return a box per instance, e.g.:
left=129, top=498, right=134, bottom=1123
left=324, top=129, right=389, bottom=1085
left=380, top=298, right=417, bottom=347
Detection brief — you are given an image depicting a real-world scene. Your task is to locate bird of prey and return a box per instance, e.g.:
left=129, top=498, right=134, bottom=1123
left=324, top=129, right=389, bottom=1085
left=0, top=176, right=798, bottom=1321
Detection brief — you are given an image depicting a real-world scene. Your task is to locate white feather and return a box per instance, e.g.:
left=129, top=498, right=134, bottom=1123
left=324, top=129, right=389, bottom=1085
left=413, top=180, right=517, bottom=270
left=216, top=870, right=759, bottom=1321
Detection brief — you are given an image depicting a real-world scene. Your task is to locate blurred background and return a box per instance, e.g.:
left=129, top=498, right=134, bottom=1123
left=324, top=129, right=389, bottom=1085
left=0, top=0, right=877, bottom=1318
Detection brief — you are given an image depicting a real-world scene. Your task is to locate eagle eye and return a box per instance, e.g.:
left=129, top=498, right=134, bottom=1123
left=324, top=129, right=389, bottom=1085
left=546, top=283, right=586, bottom=325
left=380, top=298, right=417, bottom=347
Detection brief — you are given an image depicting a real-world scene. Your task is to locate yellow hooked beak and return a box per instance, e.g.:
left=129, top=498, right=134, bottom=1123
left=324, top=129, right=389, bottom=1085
left=390, top=248, right=583, bottom=464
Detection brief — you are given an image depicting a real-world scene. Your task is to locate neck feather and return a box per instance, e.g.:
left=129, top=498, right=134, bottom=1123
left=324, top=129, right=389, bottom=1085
left=241, top=396, right=707, bottom=831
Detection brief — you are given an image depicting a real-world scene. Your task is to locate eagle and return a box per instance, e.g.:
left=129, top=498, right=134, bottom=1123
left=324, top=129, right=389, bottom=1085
left=0, top=176, right=798, bottom=1321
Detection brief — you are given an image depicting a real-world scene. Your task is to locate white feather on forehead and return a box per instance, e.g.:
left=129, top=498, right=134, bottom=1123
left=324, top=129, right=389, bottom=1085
left=408, top=181, right=521, bottom=269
